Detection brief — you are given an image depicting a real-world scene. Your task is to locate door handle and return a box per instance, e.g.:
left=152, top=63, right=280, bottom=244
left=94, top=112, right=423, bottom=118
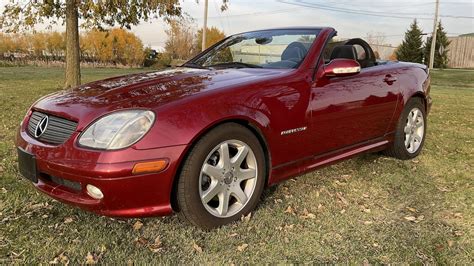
left=383, top=75, right=397, bottom=84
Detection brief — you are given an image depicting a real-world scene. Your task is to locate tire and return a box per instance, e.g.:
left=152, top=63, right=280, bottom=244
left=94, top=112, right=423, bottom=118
left=176, top=123, right=266, bottom=229
left=384, top=97, right=427, bottom=160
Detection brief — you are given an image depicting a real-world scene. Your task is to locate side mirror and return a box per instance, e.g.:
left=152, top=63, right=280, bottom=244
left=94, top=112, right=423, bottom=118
left=323, top=59, right=361, bottom=77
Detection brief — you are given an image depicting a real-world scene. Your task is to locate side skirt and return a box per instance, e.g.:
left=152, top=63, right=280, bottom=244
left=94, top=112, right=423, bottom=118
left=268, top=138, right=390, bottom=185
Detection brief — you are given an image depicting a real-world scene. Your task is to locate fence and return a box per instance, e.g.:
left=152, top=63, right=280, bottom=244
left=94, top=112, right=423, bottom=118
left=447, top=36, right=474, bottom=69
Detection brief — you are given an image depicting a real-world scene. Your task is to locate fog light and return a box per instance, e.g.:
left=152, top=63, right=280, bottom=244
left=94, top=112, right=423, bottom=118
left=86, top=184, right=104, bottom=199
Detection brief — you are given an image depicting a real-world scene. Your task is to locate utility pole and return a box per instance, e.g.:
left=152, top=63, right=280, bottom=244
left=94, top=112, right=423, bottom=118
left=429, top=0, right=440, bottom=70
left=201, top=0, right=209, bottom=52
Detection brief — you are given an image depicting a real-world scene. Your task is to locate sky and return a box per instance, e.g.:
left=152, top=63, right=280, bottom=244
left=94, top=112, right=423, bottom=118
left=1, top=0, right=473, bottom=49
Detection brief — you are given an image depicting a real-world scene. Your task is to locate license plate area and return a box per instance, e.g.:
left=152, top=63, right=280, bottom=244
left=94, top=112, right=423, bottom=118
left=17, top=148, right=38, bottom=183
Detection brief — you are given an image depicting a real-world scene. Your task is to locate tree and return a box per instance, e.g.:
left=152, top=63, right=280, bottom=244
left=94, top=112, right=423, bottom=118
left=0, top=1, right=182, bottom=88
left=165, top=17, right=197, bottom=60
left=424, top=21, right=451, bottom=69
left=396, top=19, right=424, bottom=63
left=196, top=26, right=226, bottom=52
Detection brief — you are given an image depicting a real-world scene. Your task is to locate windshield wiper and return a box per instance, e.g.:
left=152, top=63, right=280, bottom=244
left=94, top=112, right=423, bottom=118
left=181, top=62, right=209, bottom=69
left=207, top=62, right=263, bottom=69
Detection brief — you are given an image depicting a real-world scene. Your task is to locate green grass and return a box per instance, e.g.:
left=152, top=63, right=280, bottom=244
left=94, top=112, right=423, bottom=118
left=1, top=66, right=473, bottom=264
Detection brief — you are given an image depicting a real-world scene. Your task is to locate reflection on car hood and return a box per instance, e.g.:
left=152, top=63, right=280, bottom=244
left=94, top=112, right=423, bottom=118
left=33, top=67, right=288, bottom=127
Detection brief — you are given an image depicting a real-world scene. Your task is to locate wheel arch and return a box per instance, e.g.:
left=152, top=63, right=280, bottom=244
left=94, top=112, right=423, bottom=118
left=408, top=91, right=428, bottom=112
left=169, top=118, right=272, bottom=212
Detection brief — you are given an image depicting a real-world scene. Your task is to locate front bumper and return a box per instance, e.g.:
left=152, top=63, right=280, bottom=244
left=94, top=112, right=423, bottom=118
left=16, top=127, right=187, bottom=218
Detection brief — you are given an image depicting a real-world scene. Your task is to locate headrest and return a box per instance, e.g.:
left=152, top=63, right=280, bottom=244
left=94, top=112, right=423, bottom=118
left=281, top=42, right=307, bottom=61
left=330, top=45, right=357, bottom=60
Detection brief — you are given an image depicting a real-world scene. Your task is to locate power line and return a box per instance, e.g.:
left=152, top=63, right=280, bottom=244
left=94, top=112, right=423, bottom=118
left=276, top=0, right=473, bottom=20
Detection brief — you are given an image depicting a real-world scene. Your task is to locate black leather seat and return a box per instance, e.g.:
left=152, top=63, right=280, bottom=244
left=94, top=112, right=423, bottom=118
left=330, top=45, right=357, bottom=60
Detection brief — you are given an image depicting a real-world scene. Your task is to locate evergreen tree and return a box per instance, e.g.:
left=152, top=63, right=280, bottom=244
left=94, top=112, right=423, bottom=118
left=396, top=19, right=424, bottom=63
left=424, top=21, right=451, bottom=68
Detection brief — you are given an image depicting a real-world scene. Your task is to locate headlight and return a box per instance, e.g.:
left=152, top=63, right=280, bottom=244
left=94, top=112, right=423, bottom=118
left=78, top=110, right=155, bottom=150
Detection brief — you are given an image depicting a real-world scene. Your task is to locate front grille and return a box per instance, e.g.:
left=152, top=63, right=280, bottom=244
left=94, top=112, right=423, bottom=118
left=27, top=111, right=78, bottom=145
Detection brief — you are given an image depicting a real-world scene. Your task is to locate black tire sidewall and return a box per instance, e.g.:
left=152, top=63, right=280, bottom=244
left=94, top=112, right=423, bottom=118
left=177, top=123, right=266, bottom=228
left=394, top=98, right=427, bottom=159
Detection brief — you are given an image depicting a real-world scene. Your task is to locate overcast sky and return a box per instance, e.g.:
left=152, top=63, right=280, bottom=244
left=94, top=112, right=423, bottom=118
left=1, top=0, right=473, bottom=49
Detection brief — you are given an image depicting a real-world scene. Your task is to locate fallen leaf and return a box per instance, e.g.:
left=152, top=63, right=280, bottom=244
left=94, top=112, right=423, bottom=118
left=437, top=186, right=450, bottom=192
left=241, top=212, right=252, bottom=222
left=284, top=206, right=295, bottom=215
left=363, top=208, right=371, bottom=213
left=406, top=207, right=417, bottom=213
left=284, top=224, right=294, bottom=230
left=362, top=193, right=369, bottom=198
left=336, top=192, right=348, bottom=205
left=447, top=240, right=454, bottom=247
left=135, top=237, right=148, bottom=246
left=193, top=243, right=203, bottom=253
left=228, top=233, right=238, bottom=237
left=85, top=252, right=97, bottom=264
left=149, top=236, right=162, bottom=253
left=300, top=208, right=316, bottom=219
left=363, top=221, right=373, bottom=225
left=284, top=237, right=290, bottom=243
left=0, top=166, right=3, bottom=173
left=453, top=213, right=463, bottom=218
left=237, top=243, right=248, bottom=252
left=133, top=221, right=143, bottom=231
left=404, top=216, right=417, bottom=222
left=64, top=217, right=73, bottom=224
left=454, top=230, right=463, bottom=237
left=416, top=215, right=425, bottom=223
left=340, top=209, right=346, bottom=214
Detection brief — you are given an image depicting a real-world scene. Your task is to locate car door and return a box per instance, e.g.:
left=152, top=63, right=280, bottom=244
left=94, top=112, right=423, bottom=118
left=309, top=66, right=399, bottom=155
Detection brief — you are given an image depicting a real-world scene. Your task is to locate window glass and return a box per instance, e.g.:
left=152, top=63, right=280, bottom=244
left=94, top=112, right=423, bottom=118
left=191, top=29, right=321, bottom=69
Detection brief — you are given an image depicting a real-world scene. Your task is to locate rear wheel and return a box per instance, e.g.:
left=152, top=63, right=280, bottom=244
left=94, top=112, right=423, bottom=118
left=176, top=123, right=266, bottom=229
left=384, top=98, right=426, bottom=160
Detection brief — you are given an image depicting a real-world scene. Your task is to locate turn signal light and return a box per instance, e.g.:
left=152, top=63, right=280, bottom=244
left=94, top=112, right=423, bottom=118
left=132, top=160, right=168, bottom=175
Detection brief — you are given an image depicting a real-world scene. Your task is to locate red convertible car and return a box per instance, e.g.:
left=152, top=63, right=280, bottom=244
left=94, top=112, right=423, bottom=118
left=16, top=27, right=432, bottom=228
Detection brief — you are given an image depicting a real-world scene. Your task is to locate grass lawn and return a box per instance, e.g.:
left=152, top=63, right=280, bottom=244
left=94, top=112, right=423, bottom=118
left=0, top=66, right=473, bottom=264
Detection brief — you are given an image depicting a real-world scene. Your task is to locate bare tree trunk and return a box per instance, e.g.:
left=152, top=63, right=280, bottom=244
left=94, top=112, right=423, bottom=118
left=64, top=0, right=81, bottom=88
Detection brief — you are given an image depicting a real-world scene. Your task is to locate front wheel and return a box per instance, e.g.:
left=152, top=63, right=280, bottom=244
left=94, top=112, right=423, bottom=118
left=384, top=97, right=427, bottom=160
left=176, top=123, right=266, bottom=229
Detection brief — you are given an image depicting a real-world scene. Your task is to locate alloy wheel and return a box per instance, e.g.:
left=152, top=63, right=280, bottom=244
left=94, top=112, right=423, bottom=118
left=199, top=140, right=258, bottom=218
left=404, top=107, right=425, bottom=153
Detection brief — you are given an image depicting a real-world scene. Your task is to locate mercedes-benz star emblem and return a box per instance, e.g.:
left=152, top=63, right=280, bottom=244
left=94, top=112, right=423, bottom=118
left=34, top=116, right=49, bottom=138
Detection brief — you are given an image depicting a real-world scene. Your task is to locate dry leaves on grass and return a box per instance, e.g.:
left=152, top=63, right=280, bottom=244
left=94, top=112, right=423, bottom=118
left=193, top=242, right=203, bottom=253
left=85, top=252, right=97, bottom=264
left=49, top=252, right=69, bottom=265
left=336, top=192, right=349, bottom=206
left=300, top=208, right=316, bottom=219
left=241, top=212, right=252, bottom=222
left=64, top=217, right=73, bottom=224
left=284, top=205, right=295, bottom=215
left=149, top=236, right=162, bottom=253
left=133, top=221, right=143, bottom=231
left=237, top=243, right=248, bottom=252
left=404, top=215, right=424, bottom=223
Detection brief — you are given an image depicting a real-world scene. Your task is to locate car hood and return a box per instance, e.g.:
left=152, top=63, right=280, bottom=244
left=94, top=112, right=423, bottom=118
left=33, top=67, right=288, bottom=129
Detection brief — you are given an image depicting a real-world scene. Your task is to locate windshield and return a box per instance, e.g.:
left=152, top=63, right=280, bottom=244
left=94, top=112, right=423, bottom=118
left=187, top=29, right=321, bottom=69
